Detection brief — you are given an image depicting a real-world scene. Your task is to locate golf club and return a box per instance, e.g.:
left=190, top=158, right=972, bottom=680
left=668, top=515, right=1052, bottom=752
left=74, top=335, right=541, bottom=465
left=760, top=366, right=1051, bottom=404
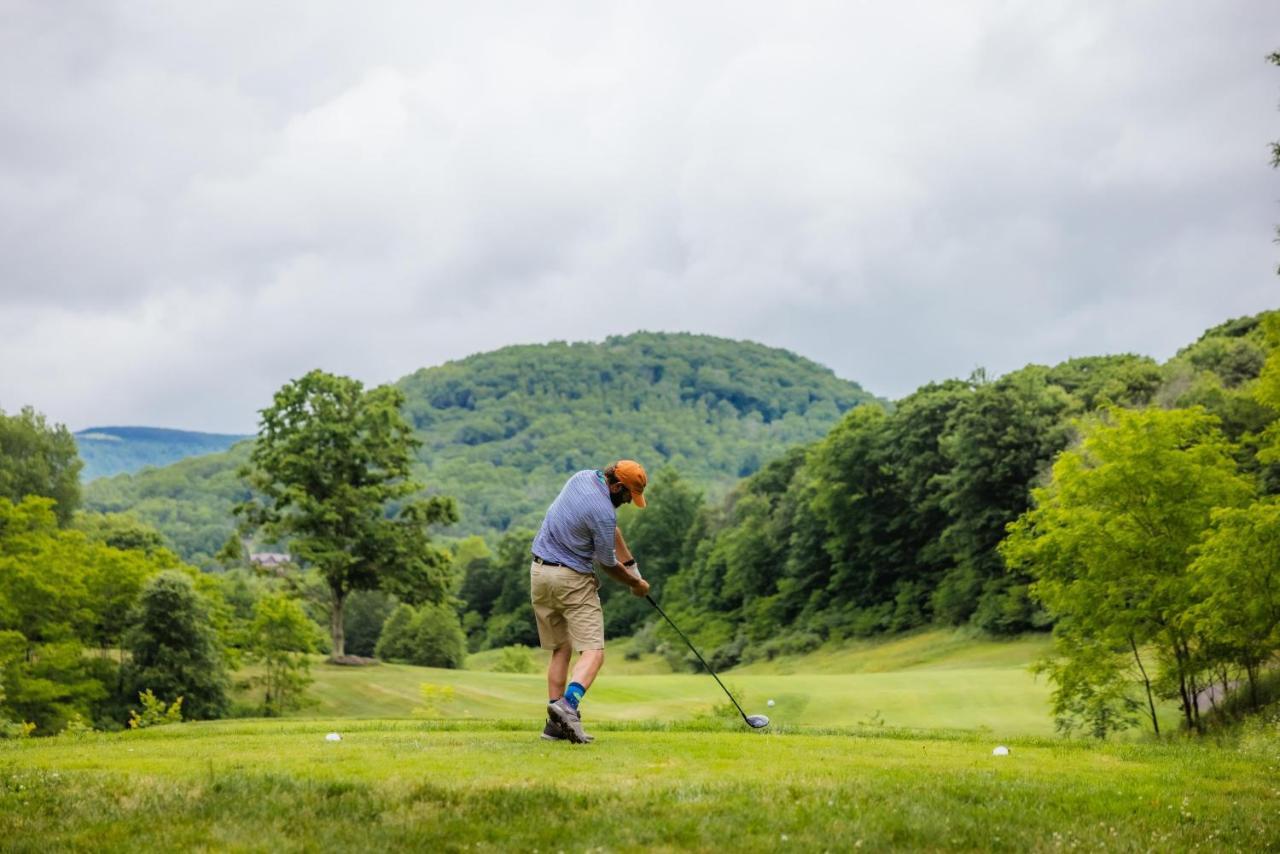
left=646, top=595, right=769, bottom=729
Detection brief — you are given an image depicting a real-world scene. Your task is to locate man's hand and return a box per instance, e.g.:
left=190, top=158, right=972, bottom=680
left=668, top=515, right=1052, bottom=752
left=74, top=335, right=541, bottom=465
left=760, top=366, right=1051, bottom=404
left=624, top=560, right=649, bottom=597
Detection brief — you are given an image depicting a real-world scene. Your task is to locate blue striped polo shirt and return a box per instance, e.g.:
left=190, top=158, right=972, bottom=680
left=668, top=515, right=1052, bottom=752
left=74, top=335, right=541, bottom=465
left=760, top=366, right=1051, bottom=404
left=531, top=470, right=617, bottom=574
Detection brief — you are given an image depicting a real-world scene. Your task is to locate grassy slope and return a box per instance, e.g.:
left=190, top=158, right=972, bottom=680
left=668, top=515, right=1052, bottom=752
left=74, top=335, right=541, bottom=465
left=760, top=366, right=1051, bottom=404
left=250, top=630, right=1061, bottom=737
left=248, top=629, right=1198, bottom=737
left=5, top=719, right=1277, bottom=851
left=732, top=627, right=1055, bottom=674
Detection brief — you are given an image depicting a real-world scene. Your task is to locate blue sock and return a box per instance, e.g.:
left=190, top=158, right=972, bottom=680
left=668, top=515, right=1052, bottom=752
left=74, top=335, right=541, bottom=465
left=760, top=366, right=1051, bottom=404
left=564, top=682, right=586, bottom=709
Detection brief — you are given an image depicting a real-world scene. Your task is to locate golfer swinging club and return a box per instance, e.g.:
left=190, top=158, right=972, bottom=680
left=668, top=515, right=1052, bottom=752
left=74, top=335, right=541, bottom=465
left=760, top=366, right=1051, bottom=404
left=531, top=460, right=650, bottom=743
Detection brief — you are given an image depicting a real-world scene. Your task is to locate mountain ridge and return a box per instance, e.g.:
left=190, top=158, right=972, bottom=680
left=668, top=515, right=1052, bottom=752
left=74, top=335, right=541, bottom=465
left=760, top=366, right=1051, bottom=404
left=84, top=331, right=883, bottom=564
left=75, top=426, right=253, bottom=481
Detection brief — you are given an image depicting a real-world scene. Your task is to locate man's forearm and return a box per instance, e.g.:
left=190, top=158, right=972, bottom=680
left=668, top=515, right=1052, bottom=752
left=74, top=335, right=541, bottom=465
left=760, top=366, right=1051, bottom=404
left=614, top=527, right=633, bottom=565
left=601, top=560, right=641, bottom=588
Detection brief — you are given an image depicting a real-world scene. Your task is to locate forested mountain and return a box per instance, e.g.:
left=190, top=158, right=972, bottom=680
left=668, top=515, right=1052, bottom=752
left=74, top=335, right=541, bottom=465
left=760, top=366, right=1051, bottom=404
left=84, top=333, right=880, bottom=565
left=75, top=427, right=252, bottom=481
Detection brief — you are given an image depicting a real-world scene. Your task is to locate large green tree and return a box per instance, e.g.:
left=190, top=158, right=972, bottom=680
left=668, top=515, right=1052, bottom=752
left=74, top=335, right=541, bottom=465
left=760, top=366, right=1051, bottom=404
left=1002, top=407, right=1254, bottom=733
left=237, top=370, right=457, bottom=658
left=1186, top=500, right=1280, bottom=707
left=0, top=407, right=82, bottom=526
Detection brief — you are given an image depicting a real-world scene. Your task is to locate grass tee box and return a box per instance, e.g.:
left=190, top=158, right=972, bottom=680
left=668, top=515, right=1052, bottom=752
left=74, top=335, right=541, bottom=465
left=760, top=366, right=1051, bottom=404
left=3, top=719, right=1277, bottom=851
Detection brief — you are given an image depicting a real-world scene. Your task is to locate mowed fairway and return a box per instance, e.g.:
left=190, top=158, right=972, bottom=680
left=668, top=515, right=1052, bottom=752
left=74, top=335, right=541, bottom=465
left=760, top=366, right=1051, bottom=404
left=300, top=665, right=1056, bottom=735
left=4, top=719, right=1277, bottom=851
left=293, top=630, right=1063, bottom=736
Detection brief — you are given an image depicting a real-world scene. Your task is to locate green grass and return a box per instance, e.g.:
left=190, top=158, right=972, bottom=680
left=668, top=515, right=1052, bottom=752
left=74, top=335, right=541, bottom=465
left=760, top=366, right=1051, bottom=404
left=731, top=627, right=1055, bottom=674
left=235, top=628, right=1198, bottom=738
left=13, top=631, right=1274, bottom=849
left=288, top=660, right=1057, bottom=735
left=266, top=630, right=1060, bottom=736
left=4, top=718, right=1278, bottom=851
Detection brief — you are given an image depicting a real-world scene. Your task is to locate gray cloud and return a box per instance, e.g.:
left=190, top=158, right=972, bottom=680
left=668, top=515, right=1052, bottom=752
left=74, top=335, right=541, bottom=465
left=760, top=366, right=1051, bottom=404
left=0, top=0, right=1276, bottom=433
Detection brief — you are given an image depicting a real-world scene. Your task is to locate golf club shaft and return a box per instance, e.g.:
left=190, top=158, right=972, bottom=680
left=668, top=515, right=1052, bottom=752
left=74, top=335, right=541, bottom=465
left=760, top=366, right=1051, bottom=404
left=646, top=595, right=752, bottom=725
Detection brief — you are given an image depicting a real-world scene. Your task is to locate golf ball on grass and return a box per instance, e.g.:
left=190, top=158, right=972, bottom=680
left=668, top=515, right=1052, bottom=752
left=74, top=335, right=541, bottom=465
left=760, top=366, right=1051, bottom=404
left=767, top=699, right=775, bottom=707
left=325, top=732, right=342, bottom=742
left=992, top=745, right=1009, bottom=756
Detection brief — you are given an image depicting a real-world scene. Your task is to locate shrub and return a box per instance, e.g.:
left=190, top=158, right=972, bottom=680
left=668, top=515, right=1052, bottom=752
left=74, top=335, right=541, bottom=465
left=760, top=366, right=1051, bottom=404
left=375, top=604, right=416, bottom=661
left=128, top=689, right=183, bottom=729
left=408, top=603, right=467, bottom=669
left=376, top=603, right=467, bottom=668
left=415, top=683, right=456, bottom=716
left=492, top=646, right=536, bottom=673
left=121, top=571, right=229, bottom=720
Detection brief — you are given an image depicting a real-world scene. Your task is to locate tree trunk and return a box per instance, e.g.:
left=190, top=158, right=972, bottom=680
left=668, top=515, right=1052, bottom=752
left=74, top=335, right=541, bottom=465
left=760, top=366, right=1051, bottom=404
left=1129, top=635, right=1159, bottom=736
left=1177, top=671, right=1194, bottom=731
left=1189, top=671, right=1202, bottom=730
left=330, top=587, right=347, bottom=659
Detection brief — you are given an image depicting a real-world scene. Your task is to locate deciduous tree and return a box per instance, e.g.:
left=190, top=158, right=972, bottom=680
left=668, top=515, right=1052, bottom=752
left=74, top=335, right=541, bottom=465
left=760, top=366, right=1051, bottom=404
left=237, top=370, right=457, bottom=658
left=1186, top=500, right=1280, bottom=707
left=1002, top=407, right=1254, bottom=733
left=0, top=407, right=81, bottom=526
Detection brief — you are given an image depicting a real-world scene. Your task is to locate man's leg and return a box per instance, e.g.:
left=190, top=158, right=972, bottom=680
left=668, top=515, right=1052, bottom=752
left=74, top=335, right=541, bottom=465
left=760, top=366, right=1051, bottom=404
left=547, top=643, right=571, bottom=701
left=546, top=571, right=605, bottom=743
left=570, top=648, right=604, bottom=690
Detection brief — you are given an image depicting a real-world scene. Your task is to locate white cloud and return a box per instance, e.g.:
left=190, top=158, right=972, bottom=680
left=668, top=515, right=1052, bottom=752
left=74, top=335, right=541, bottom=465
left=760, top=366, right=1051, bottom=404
left=0, top=0, right=1276, bottom=432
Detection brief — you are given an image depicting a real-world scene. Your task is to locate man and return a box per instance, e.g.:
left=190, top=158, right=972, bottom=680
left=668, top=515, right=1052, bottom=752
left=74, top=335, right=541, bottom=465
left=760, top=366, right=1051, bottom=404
left=530, top=460, right=650, bottom=744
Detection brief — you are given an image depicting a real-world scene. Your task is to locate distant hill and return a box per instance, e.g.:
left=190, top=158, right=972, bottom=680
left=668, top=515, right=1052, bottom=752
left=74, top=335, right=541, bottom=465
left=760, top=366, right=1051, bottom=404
left=75, top=426, right=252, bottom=481
left=83, top=332, right=882, bottom=565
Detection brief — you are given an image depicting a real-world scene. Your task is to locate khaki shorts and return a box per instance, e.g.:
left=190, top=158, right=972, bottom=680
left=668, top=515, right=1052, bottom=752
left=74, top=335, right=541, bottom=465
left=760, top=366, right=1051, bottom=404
left=530, top=561, right=605, bottom=651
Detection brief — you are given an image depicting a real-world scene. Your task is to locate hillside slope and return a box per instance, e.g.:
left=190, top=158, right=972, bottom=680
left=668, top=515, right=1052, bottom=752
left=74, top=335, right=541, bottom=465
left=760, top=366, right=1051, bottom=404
left=85, top=332, right=880, bottom=564
left=75, top=426, right=252, bottom=481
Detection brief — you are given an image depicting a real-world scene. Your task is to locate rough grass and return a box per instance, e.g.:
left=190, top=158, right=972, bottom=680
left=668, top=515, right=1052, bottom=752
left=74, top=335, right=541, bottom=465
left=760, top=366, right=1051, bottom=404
left=4, top=717, right=1278, bottom=851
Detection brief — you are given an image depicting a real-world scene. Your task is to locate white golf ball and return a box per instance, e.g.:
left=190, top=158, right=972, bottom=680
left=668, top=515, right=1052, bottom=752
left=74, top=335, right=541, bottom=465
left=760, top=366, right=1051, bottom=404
left=992, top=745, right=1009, bottom=756
left=767, top=699, right=775, bottom=707
left=325, top=732, right=342, bottom=742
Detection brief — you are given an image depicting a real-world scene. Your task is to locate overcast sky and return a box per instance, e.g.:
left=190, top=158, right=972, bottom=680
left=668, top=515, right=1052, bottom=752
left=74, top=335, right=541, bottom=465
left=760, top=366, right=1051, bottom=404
left=1, top=1, right=1277, bottom=433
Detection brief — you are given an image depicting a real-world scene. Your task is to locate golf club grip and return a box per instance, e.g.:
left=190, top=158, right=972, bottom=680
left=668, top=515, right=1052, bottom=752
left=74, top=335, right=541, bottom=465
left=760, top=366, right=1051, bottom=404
left=646, top=595, right=751, bottom=723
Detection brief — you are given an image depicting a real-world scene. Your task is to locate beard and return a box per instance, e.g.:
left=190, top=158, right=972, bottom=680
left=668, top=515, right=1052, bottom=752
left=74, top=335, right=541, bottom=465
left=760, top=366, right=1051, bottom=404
left=609, top=488, right=628, bottom=508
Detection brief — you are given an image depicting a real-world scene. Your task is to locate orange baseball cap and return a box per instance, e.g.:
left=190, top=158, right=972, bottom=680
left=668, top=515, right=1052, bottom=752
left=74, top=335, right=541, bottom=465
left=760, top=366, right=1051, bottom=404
left=614, top=460, right=648, bottom=507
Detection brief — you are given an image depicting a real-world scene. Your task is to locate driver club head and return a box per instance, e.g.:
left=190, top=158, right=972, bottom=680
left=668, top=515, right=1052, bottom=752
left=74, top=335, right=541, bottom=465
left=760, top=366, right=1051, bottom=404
left=745, top=714, right=770, bottom=729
